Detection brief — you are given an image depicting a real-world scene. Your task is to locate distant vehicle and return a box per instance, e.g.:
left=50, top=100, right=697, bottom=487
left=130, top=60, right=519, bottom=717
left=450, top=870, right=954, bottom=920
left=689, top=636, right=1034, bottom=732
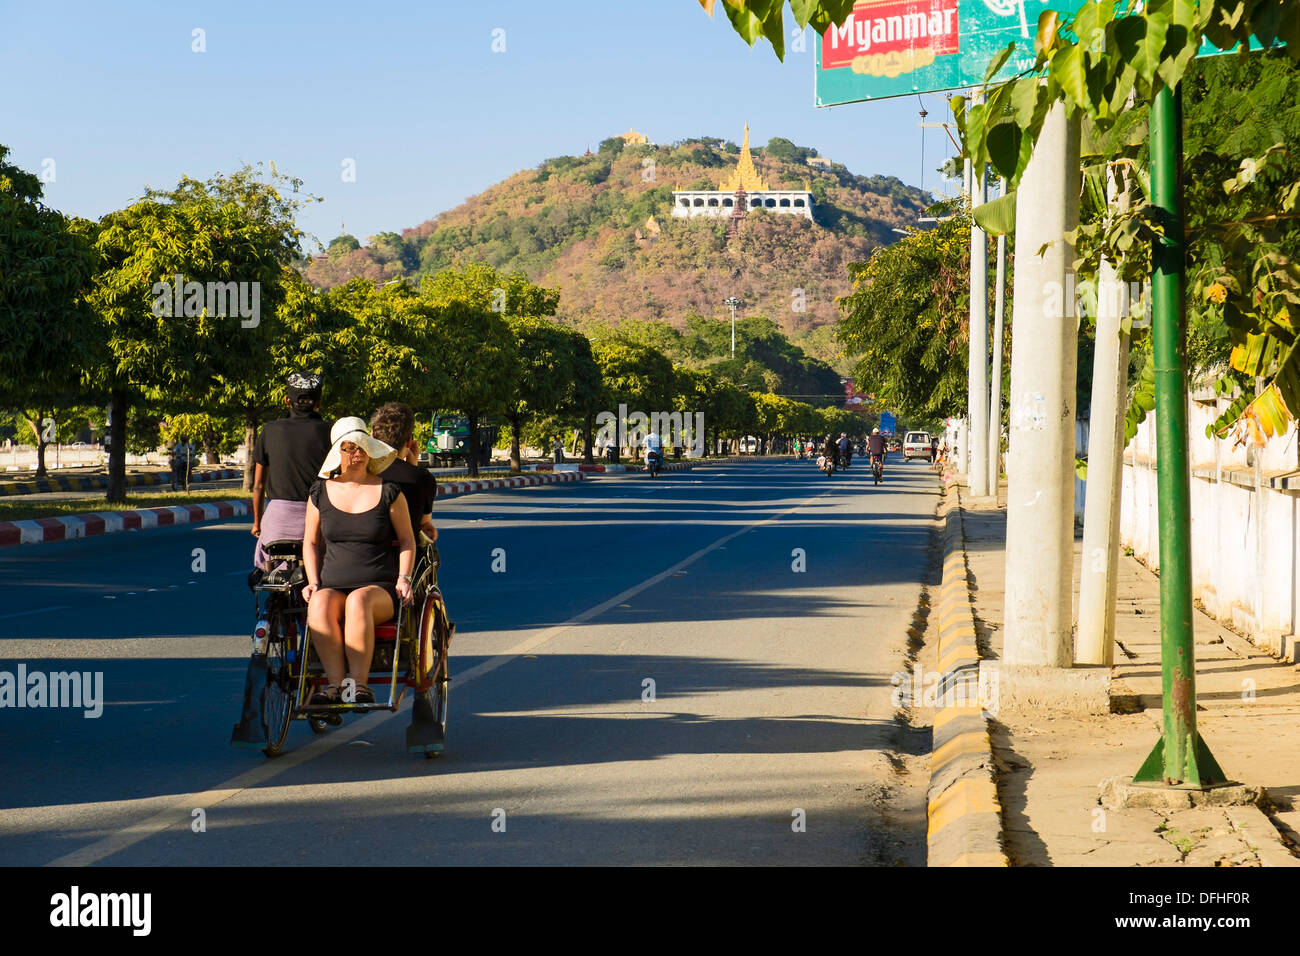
left=903, top=431, right=933, bottom=461
left=427, top=414, right=492, bottom=467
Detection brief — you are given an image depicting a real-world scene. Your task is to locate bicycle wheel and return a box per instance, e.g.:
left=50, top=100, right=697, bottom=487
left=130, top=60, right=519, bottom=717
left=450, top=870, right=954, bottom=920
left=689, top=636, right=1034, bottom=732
left=262, top=601, right=294, bottom=757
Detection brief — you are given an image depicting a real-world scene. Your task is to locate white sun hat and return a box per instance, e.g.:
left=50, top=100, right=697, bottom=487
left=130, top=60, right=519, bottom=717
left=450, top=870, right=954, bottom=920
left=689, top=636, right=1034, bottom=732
left=317, top=416, right=398, bottom=477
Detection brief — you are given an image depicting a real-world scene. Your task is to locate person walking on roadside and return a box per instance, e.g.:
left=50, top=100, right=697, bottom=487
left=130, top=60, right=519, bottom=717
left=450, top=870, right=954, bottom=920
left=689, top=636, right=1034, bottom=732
left=250, top=373, right=332, bottom=569
left=170, top=438, right=196, bottom=491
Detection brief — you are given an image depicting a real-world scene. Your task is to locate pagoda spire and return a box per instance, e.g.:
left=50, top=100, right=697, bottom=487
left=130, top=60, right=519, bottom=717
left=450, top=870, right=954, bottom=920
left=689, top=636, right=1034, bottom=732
left=720, top=123, right=769, bottom=192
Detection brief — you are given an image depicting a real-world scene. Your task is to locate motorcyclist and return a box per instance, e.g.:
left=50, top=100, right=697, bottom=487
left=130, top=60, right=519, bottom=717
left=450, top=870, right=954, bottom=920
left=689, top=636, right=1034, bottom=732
left=867, top=427, right=886, bottom=475
left=644, top=429, right=663, bottom=472
left=836, top=432, right=851, bottom=470
left=821, top=434, right=838, bottom=468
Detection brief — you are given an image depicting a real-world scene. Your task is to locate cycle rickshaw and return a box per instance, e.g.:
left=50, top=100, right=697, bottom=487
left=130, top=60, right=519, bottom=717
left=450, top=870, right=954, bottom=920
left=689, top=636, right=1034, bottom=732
left=230, top=535, right=453, bottom=758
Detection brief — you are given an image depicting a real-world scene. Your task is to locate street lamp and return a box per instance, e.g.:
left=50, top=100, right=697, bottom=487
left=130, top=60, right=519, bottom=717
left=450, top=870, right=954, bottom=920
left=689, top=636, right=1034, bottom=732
left=722, top=296, right=741, bottom=358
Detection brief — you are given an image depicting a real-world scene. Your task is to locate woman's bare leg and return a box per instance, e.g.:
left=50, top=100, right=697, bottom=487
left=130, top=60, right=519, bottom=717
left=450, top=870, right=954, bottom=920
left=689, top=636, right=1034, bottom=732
left=343, top=586, right=394, bottom=686
left=307, top=589, right=348, bottom=688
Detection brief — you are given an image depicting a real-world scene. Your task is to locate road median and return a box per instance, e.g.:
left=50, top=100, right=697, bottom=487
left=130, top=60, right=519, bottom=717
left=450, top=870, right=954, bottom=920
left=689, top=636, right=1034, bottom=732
left=0, top=470, right=586, bottom=546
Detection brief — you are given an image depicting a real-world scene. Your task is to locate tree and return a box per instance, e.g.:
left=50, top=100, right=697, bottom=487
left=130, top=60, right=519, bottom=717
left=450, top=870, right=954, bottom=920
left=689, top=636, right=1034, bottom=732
left=503, top=316, right=585, bottom=473
left=591, top=338, right=676, bottom=458
left=422, top=295, right=518, bottom=477
left=329, top=234, right=360, bottom=259
left=837, top=207, right=987, bottom=421
left=85, top=167, right=304, bottom=501
left=0, top=145, right=102, bottom=477
left=151, top=165, right=320, bottom=493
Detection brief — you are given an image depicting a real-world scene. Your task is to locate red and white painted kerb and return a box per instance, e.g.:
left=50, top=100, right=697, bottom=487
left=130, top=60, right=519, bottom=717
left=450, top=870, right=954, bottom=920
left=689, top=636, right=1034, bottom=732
left=436, top=471, right=583, bottom=498
left=0, top=472, right=585, bottom=547
left=0, top=501, right=250, bottom=547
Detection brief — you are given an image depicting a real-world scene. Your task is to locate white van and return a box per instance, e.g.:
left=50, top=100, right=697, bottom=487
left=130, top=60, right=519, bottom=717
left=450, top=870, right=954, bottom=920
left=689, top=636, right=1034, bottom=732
left=903, top=431, right=933, bottom=461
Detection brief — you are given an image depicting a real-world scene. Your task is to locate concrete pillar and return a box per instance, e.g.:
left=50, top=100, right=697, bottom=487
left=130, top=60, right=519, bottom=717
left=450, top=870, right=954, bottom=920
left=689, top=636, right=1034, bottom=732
left=1003, top=103, right=1082, bottom=669
left=1076, top=164, right=1132, bottom=666
left=988, top=179, right=1007, bottom=497
left=968, top=156, right=990, bottom=497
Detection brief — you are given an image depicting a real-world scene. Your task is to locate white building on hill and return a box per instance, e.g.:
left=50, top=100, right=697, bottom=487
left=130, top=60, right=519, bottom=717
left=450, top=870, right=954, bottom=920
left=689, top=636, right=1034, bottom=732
left=671, top=126, right=813, bottom=222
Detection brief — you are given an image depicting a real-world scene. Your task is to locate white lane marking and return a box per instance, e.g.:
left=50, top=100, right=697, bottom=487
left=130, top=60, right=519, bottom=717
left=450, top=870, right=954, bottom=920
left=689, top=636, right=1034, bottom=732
left=47, top=481, right=833, bottom=868
left=0, top=605, right=70, bottom=621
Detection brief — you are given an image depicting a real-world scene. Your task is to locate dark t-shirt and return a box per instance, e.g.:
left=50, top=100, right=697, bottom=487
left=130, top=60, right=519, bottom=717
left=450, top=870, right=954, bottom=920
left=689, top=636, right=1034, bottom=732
left=382, top=458, right=436, bottom=543
left=867, top=434, right=886, bottom=456
left=309, top=478, right=401, bottom=590
left=254, top=411, right=332, bottom=501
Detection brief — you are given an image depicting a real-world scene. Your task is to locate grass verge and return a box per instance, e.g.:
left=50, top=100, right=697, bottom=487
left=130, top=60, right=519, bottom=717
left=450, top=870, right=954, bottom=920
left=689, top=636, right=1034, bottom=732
left=0, top=489, right=250, bottom=523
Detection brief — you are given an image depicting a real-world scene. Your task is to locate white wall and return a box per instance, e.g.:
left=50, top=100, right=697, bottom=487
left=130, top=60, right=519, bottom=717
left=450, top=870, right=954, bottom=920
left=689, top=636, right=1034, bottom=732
left=1119, top=391, right=1300, bottom=661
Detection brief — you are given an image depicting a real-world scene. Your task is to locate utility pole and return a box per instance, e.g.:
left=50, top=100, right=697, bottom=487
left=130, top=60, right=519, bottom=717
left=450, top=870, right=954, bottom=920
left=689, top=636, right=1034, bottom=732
left=967, top=137, right=990, bottom=498
left=1132, top=86, right=1225, bottom=788
left=987, top=177, right=1008, bottom=496
left=1003, top=101, right=1080, bottom=669
left=723, top=296, right=741, bottom=358
left=1077, top=159, right=1133, bottom=666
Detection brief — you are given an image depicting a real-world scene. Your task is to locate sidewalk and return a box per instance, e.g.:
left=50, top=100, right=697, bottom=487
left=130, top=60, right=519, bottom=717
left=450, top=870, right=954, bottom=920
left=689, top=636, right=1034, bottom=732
left=954, top=480, right=1300, bottom=866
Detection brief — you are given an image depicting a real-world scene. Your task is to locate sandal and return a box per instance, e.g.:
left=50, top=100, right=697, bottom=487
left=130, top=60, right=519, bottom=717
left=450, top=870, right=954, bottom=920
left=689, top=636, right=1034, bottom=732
left=309, top=684, right=340, bottom=707
left=350, top=682, right=375, bottom=713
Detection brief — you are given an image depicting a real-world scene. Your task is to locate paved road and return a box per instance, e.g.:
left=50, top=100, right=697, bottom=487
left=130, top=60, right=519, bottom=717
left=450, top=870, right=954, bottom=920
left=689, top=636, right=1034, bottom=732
left=0, top=458, right=938, bottom=866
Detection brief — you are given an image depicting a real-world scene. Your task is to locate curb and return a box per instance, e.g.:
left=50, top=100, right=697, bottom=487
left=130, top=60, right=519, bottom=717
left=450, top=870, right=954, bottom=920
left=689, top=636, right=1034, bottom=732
left=435, top=471, right=583, bottom=498
left=927, top=483, right=1010, bottom=867
left=0, top=500, right=250, bottom=547
left=0, top=473, right=586, bottom=547
left=0, top=468, right=242, bottom=497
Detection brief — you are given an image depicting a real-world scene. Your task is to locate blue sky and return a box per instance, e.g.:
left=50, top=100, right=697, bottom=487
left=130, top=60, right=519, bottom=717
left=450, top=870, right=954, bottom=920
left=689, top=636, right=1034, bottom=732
left=1, top=0, right=961, bottom=250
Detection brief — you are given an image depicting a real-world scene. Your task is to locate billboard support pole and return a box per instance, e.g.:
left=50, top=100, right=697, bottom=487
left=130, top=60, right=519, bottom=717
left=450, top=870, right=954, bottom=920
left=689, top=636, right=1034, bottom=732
left=1132, top=85, right=1225, bottom=787
left=968, top=106, right=990, bottom=497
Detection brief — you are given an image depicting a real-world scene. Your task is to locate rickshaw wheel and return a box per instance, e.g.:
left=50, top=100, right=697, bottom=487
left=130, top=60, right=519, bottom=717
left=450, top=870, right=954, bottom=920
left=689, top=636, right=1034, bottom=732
left=261, top=610, right=294, bottom=757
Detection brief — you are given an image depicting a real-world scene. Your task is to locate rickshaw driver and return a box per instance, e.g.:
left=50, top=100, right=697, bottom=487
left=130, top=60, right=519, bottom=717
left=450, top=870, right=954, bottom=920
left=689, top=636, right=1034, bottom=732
left=250, top=373, right=332, bottom=570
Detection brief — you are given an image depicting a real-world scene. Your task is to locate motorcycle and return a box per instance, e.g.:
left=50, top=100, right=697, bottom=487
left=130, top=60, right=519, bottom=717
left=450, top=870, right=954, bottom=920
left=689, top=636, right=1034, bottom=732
left=646, top=448, right=662, bottom=478
left=818, top=454, right=835, bottom=476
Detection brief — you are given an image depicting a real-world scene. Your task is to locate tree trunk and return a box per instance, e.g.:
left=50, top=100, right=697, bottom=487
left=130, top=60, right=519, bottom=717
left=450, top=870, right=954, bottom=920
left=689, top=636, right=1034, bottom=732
left=582, top=412, right=595, bottom=464
left=467, top=412, right=480, bottom=478
left=243, top=404, right=258, bottom=492
left=204, top=424, right=219, bottom=465
left=509, top=414, right=522, bottom=475
left=107, top=389, right=128, bottom=503
left=22, top=412, right=48, bottom=478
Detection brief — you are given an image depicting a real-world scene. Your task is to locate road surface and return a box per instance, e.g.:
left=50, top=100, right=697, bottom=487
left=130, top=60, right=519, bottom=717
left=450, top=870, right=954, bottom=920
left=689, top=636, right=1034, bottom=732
left=0, top=458, right=938, bottom=866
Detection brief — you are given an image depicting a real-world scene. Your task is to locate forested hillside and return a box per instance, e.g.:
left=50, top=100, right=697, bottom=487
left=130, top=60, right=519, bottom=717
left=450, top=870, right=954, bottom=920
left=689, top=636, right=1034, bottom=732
left=304, top=134, right=928, bottom=332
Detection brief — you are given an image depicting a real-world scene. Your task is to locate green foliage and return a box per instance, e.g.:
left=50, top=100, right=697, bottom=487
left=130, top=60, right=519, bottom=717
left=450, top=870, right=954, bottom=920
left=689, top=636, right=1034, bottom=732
left=0, top=145, right=101, bottom=413
left=328, top=234, right=360, bottom=259
left=697, top=0, right=856, bottom=60
left=837, top=206, right=983, bottom=420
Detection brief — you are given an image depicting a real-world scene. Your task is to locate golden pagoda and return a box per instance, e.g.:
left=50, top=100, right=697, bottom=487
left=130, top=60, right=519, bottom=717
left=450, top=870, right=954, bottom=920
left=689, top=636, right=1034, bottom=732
left=719, top=125, right=770, bottom=192
left=669, top=125, right=812, bottom=223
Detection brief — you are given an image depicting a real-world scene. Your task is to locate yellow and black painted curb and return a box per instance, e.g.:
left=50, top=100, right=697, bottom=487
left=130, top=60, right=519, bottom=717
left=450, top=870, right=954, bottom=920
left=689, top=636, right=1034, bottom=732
left=927, top=482, right=1009, bottom=867
left=0, top=468, right=241, bottom=497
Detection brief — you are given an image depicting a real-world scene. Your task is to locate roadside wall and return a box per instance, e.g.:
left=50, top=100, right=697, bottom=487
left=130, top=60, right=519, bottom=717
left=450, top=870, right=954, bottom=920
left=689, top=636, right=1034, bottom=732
left=1119, top=391, right=1300, bottom=661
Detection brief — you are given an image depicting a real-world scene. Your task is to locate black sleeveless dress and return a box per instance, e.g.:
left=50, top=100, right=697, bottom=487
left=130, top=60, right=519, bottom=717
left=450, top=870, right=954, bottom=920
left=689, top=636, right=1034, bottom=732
left=310, top=477, right=402, bottom=613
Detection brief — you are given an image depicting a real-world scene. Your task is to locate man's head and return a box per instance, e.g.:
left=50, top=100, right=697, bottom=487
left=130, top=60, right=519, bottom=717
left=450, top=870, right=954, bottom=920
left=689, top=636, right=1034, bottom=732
left=840, top=432, right=846, bottom=439
left=873, top=427, right=880, bottom=435
left=370, top=402, right=416, bottom=452
left=286, top=372, right=323, bottom=412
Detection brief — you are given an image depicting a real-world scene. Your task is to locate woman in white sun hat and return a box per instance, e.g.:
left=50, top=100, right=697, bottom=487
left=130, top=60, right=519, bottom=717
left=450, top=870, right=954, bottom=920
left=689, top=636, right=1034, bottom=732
left=302, top=416, right=416, bottom=708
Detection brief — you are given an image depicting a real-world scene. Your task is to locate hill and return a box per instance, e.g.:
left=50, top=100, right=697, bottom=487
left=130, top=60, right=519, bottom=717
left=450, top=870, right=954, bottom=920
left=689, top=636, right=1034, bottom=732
left=303, top=134, right=930, bottom=333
